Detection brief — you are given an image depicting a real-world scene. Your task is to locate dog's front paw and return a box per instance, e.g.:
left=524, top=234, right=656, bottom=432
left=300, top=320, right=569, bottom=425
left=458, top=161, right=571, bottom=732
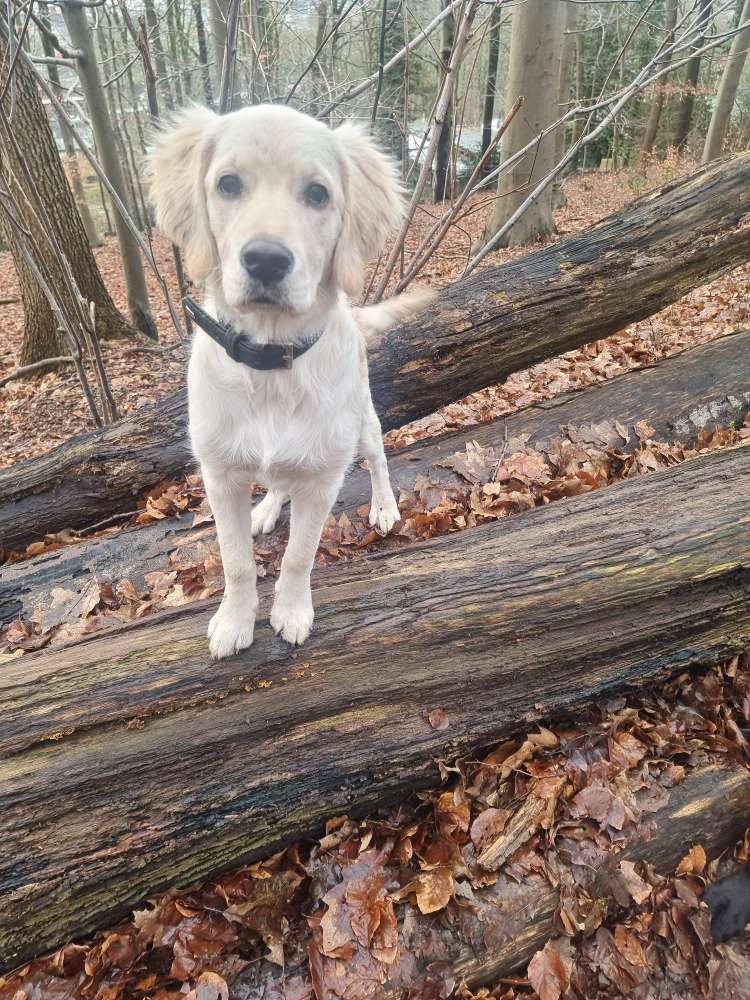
left=251, top=490, right=285, bottom=537
left=207, top=601, right=256, bottom=659
left=369, top=492, right=400, bottom=534
left=270, top=593, right=314, bottom=646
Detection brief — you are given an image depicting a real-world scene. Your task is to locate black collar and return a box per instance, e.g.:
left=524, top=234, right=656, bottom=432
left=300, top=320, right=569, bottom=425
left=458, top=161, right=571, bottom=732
left=183, top=296, right=324, bottom=371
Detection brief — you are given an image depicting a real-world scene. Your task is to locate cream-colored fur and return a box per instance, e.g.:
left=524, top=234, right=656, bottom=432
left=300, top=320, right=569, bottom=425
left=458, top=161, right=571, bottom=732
left=150, top=104, right=431, bottom=658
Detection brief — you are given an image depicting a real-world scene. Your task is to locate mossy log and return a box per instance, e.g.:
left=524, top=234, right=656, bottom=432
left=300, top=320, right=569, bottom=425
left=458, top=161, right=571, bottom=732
left=1, top=153, right=749, bottom=550
left=2, top=443, right=750, bottom=969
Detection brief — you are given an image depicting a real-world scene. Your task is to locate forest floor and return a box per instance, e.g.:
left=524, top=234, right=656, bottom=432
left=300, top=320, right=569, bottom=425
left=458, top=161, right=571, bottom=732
left=1, top=156, right=750, bottom=1000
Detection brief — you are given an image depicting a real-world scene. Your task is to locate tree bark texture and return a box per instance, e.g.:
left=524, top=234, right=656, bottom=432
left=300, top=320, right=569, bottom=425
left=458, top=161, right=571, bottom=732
left=3, top=326, right=749, bottom=627
left=0, top=19, right=130, bottom=364
left=0, top=213, right=60, bottom=367
left=0, top=153, right=749, bottom=550
left=485, top=0, right=565, bottom=246
left=552, top=0, right=579, bottom=207
left=2, top=443, right=750, bottom=970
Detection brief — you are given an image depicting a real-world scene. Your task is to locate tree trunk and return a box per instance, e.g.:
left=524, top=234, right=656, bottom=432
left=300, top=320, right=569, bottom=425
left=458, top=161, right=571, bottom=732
left=434, top=0, right=455, bottom=202
left=641, top=0, right=679, bottom=156
left=193, top=0, right=215, bottom=107
left=143, top=0, right=175, bottom=112
left=208, top=0, right=228, bottom=94
left=702, top=0, right=750, bottom=162
left=553, top=0, right=579, bottom=207
left=570, top=5, right=587, bottom=147
left=41, top=19, right=101, bottom=248
left=0, top=19, right=132, bottom=364
left=479, top=1, right=502, bottom=173
left=2, top=443, right=750, bottom=970
left=62, top=0, right=157, bottom=340
left=0, top=214, right=60, bottom=366
left=217, top=759, right=750, bottom=997
left=96, top=14, right=145, bottom=232
left=165, top=0, right=185, bottom=106
left=0, top=152, right=749, bottom=549
left=4, top=325, right=749, bottom=628
left=484, top=0, right=565, bottom=247
left=307, top=0, right=329, bottom=116
left=673, top=0, right=712, bottom=151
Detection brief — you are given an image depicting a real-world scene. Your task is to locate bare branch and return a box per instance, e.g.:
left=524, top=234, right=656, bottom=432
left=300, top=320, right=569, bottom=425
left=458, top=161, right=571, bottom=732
left=371, top=0, right=484, bottom=301
left=316, top=0, right=467, bottom=120
left=0, top=357, right=75, bottom=390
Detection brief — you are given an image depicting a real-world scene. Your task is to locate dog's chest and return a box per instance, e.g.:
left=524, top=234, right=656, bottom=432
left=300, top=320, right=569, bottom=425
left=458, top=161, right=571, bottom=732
left=193, top=366, right=360, bottom=479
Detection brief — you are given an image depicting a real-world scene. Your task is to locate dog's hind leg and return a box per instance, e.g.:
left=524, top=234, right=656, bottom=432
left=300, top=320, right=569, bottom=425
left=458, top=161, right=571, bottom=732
left=359, top=394, right=400, bottom=534
left=251, top=489, right=287, bottom=536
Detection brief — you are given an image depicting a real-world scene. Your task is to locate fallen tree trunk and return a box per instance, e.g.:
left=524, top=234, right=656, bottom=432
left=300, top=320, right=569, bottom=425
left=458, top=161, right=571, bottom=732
left=1, top=153, right=749, bottom=550
left=3, top=327, right=749, bottom=628
left=232, top=758, right=750, bottom=996
left=2, top=443, right=750, bottom=969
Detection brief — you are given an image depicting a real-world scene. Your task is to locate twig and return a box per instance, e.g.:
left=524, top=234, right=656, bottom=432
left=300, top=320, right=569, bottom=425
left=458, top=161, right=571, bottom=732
left=0, top=0, right=33, bottom=106
left=393, top=95, right=522, bottom=293
left=286, top=0, right=359, bottom=105
left=83, top=302, right=119, bottom=423
left=464, top=0, right=744, bottom=275
left=0, top=357, right=75, bottom=390
left=371, top=0, right=483, bottom=302
left=316, top=0, right=465, bottom=120
left=73, top=510, right=138, bottom=537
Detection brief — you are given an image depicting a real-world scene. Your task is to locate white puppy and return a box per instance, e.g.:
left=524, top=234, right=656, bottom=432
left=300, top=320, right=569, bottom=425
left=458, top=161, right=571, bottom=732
left=150, top=104, right=429, bottom=659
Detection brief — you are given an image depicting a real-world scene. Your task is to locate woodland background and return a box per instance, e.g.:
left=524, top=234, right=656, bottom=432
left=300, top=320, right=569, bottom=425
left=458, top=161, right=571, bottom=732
left=1, top=1, right=750, bottom=998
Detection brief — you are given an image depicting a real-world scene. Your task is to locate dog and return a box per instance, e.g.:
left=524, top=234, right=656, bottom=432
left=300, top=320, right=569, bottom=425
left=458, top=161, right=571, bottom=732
left=150, top=104, right=431, bottom=659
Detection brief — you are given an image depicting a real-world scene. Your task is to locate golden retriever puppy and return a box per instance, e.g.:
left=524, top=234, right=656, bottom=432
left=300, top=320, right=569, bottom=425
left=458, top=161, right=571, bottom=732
left=150, top=104, right=430, bottom=658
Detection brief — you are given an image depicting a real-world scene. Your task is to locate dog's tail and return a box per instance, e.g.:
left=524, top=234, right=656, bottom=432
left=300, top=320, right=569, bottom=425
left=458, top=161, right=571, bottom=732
left=353, top=286, right=436, bottom=335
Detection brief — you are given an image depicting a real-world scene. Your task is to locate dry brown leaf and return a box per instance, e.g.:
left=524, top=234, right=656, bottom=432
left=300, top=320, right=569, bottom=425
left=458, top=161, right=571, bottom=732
left=527, top=940, right=571, bottom=1000
left=676, top=844, right=707, bottom=876
left=428, top=708, right=449, bottom=731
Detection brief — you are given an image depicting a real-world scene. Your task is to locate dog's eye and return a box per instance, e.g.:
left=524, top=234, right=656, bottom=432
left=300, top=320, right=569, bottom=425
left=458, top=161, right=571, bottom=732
left=218, top=174, right=242, bottom=198
left=304, top=182, right=329, bottom=208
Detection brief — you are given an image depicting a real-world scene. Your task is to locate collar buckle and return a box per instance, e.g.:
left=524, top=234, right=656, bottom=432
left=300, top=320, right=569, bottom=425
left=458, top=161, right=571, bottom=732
left=281, top=344, right=294, bottom=369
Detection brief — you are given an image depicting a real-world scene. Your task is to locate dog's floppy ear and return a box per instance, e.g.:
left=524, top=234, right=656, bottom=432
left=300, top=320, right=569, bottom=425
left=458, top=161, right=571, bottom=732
left=333, top=124, right=405, bottom=298
left=148, top=105, right=218, bottom=284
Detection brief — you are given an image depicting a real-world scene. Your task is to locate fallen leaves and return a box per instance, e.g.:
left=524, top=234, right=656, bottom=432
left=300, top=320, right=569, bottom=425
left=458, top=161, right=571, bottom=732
left=2, top=655, right=750, bottom=999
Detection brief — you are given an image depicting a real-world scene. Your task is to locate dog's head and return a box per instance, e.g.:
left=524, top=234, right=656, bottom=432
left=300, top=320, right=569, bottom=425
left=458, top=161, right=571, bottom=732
left=149, top=104, right=404, bottom=316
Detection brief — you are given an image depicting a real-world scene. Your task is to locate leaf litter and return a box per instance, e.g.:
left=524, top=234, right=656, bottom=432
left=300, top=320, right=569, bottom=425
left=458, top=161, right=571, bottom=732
left=2, top=655, right=750, bottom=999
left=2, top=416, right=746, bottom=660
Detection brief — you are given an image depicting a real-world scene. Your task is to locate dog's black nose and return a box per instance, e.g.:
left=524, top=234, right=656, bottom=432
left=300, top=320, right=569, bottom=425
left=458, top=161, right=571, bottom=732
left=240, top=241, right=294, bottom=285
